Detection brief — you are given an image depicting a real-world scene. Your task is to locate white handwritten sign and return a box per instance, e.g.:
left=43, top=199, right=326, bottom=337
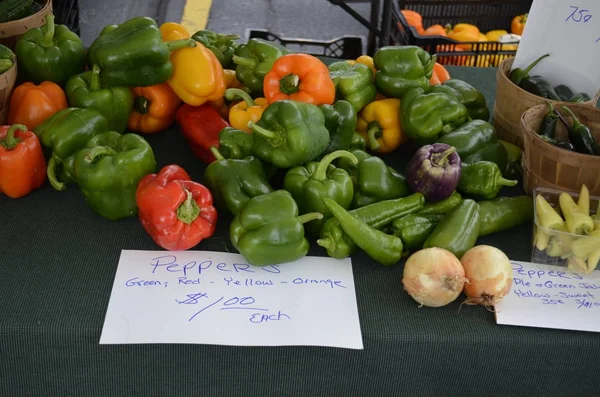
left=100, top=250, right=363, bottom=349
left=512, top=0, right=600, bottom=97
left=495, top=261, right=600, bottom=333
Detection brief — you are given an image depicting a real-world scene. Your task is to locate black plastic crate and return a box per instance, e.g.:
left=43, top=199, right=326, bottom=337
left=390, top=0, right=532, bottom=67
left=247, top=29, right=364, bottom=60
left=53, top=0, right=79, bottom=35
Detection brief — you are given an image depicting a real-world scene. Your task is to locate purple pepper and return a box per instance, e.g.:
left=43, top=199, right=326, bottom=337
left=406, top=143, right=461, bottom=202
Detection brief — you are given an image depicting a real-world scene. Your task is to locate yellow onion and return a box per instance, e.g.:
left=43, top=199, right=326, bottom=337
left=461, top=245, right=513, bottom=308
left=402, top=247, right=467, bottom=307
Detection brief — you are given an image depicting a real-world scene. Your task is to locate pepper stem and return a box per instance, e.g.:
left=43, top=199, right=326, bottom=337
left=546, top=101, right=555, bottom=115
left=313, top=150, right=358, bottom=181
left=279, top=74, right=300, bottom=95
left=232, top=55, right=257, bottom=68
left=90, top=65, right=102, bottom=92
left=496, top=175, right=518, bottom=187
left=523, top=53, right=550, bottom=74
left=165, top=39, right=197, bottom=52
left=41, top=14, right=56, bottom=48
left=225, top=88, right=254, bottom=107
left=561, top=106, right=584, bottom=129
left=0, top=124, right=27, bottom=150
left=134, top=96, right=150, bottom=114
left=316, top=237, right=335, bottom=251
left=367, top=125, right=382, bottom=151
left=297, top=212, right=324, bottom=224
left=248, top=121, right=278, bottom=139
left=47, top=157, right=66, bottom=191
left=221, top=34, right=241, bottom=41
left=210, top=146, right=226, bottom=161
left=432, top=147, right=456, bottom=167
left=176, top=190, right=201, bottom=225
left=84, top=147, right=117, bottom=164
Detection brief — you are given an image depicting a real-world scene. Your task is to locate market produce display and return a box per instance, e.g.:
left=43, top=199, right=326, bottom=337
left=0, top=13, right=543, bottom=310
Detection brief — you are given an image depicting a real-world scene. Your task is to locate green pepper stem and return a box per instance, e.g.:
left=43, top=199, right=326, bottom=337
left=225, top=88, right=254, bottom=107
left=210, top=146, right=225, bottom=161
left=316, top=237, right=335, bottom=251
left=232, top=55, right=257, bottom=68
left=367, top=126, right=381, bottom=151
left=546, top=101, right=555, bottom=114
left=561, top=106, right=585, bottom=130
left=0, top=124, right=27, bottom=150
left=176, top=190, right=201, bottom=225
left=497, top=175, right=518, bottom=187
left=297, top=212, right=324, bottom=224
left=47, top=157, right=66, bottom=191
left=279, top=74, right=300, bottom=95
left=432, top=147, right=457, bottom=167
left=84, top=147, right=117, bottom=164
left=41, top=14, right=56, bottom=48
left=134, top=96, right=150, bottom=114
left=312, top=150, right=358, bottom=181
left=165, top=39, right=197, bottom=52
left=248, top=121, right=278, bottom=139
left=523, top=53, right=550, bottom=74
left=221, top=34, right=241, bottom=40
left=90, top=65, right=102, bottom=92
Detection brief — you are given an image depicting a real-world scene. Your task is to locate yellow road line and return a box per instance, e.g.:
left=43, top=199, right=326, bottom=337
left=180, top=0, right=213, bottom=32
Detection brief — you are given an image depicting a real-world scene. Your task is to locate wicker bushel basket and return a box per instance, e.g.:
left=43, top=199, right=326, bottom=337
left=494, top=57, right=599, bottom=149
left=0, top=0, right=53, bottom=50
left=0, top=60, right=18, bottom=125
left=520, top=103, right=600, bottom=196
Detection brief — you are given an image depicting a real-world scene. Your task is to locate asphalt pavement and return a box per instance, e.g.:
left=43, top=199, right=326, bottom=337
left=78, top=0, right=373, bottom=50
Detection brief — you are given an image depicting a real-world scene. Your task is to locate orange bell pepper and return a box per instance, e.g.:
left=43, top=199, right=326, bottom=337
left=0, top=124, right=46, bottom=198
left=429, top=62, right=451, bottom=85
left=7, top=81, right=68, bottom=130
left=159, top=22, right=226, bottom=106
left=423, top=24, right=447, bottom=36
left=357, top=98, right=405, bottom=154
left=401, top=10, right=424, bottom=34
left=448, top=23, right=480, bottom=51
left=225, top=88, right=268, bottom=133
left=128, top=83, right=182, bottom=134
left=263, top=53, right=335, bottom=105
left=511, top=14, right=527, bottom=35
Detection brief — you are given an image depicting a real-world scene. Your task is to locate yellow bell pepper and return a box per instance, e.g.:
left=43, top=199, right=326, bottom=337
left=159, top=22, right=226, bottom=106
left=485, top=30, right=508, bottom=42
left=356, top=55, right=377, bottom=78
left=225, top=88, right=268, bottom=133
left=447, top=23, right=480, bottom=50
left=356, top=98, right=406, bottom=154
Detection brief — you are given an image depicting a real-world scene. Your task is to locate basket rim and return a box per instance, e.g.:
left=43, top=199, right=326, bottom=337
left=521, top=102, right=600, bottom=162
left=498, top=57, right=600, bottom=105
left=0, top=0, right=52, bottom=26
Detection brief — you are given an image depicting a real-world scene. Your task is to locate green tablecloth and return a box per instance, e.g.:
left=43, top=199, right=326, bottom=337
left=1, top=67, right=598, bottom=397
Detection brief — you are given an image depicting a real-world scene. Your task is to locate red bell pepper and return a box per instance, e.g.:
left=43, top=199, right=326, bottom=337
left=175, top=103, right=229, bottom=164
left=136, top=164, right=218, bottom=251
left=0, top=124, right=46, bottom=198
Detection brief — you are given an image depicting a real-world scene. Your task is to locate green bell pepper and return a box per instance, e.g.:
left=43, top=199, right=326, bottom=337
left=284, top=150, right=357, bottom=237
left=442, top=79, right=490, bottom=121
left=400, top=86, right=469, bottom=144
left=478, top=196, right=533, bottom=237
left=230, top=190, right=323, bottom=266
left=323, top=198, right=404, bottom=266
left=349, top=132, right=366, bottom=151
left=65, top=65, right=134, bottom=133
left=217, top=127, right=254, bottom=160
left=232, top=38, right=292, bottom=94
left=424, top=199, right=481, bottom=258
left=336, top=149, right=410, bottom=208
left=0, top=44, right=15, bottom=74
left=248, top=100, right=330, bottom=168
left=204, top=147, right=274, bottom=216
left=87, top=16, right=196, bottom=87
left=457, top=161, right=518, bottom=200
left=319, top=100, right=357, bottom=155
left=317, top=193, right=424, bottom=259
left=328, top=61, right=377, bottom=112
left=499, top=140, right=523, bottom=180
left=34, top=108, right=109, bottom=191
left=70, top=131, right=156, bottom=220
left=391, top=213, right=444, bottom=251
left=15, top=14, right=86, bottom=86
left=373, top=45, right=435, bottom=99
left=192, top=30, right=240, bottom=69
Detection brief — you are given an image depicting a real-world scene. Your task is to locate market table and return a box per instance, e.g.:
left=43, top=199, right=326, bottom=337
left=1, top=66, right=598, bottom=397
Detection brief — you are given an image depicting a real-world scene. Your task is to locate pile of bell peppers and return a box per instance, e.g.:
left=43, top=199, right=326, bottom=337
left=0, top=13, right=534, bottom=262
